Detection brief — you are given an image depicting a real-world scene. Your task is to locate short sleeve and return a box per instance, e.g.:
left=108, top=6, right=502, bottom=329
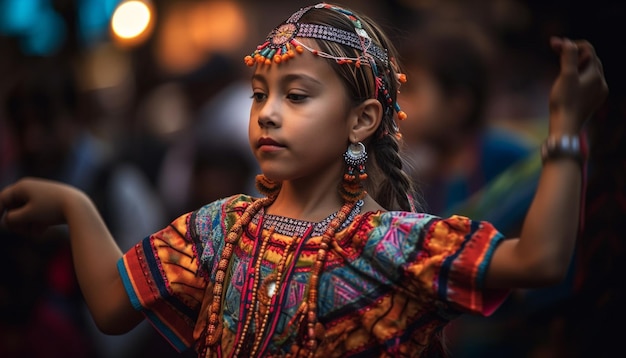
left=425, top=215, right=509, bottom=316
left=368, top=212, right=509, bottom=316
left=117, top=212, right=206, bottom=352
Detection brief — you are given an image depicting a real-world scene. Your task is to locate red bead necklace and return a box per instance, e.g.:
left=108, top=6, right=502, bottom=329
left=204, top=197, right=358, bottom=357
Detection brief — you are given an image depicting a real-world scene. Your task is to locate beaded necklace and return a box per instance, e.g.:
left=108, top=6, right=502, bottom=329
left=299, top=200, right=356, bottom=357
left=203, top=196, right=361, bottom=357
left=204, top=196, right=274, bottom=351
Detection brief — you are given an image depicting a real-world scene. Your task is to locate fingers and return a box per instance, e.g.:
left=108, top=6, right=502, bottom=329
left=0, top=208, right=6, bottom=228
left=574, top=39, right=594, bottom=71
left=573, top=39, right=609, bottom=98
left=0, top=178, right=44, bottom=229
left=556, top=38, right=580, bottom=77
left=0, top=184, right=17, bottom=227
left=580, top=40, right=605, bottom=80
left=0, top=180, right=52, bottom=236
left=2, top=203, right=30, bottom=228
left=0, top=184, right=10, bottom=212
left=550, top=36, right=609, bottom=119
left=0, top=183, right=25, bottom=228
left=549, top=36, right=564, bottom=51
left=552, top=37, right=602, bottom=74
left=0, top=182, right=27, bottom=210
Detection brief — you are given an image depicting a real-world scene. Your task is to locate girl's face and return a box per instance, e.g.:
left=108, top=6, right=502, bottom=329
left=248, top=44, right=354, bottom=183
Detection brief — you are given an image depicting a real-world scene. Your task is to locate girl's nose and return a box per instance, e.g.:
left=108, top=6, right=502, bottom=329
left=257, top=97, right=280, bottom=128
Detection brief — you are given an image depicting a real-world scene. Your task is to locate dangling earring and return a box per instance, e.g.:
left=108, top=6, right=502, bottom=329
left=340, top=141, right=368, bottom=202
left=255, top=174, right=281, bottom=198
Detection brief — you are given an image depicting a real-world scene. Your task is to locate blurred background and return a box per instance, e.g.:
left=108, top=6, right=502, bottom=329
left=0, top=0, right=624, bottom=357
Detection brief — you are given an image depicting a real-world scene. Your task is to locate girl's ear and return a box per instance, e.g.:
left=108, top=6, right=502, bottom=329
left=349, top=98, right=383, bottom=141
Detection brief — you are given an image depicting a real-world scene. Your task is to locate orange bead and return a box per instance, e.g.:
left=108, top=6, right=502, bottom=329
left=397, top=73, right=407, bottom=83
left=397, top=111, right=407, bottom=120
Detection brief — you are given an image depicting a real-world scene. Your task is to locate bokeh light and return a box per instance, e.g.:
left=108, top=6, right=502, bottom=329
left=110, top=0, right=154, bottom=47
left=155, top=0, right=248, bottom=75
left=0, top=0, right=66, bottom=55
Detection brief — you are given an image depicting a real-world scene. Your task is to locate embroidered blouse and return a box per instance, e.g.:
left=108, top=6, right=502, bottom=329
left=118, top=194, right=509, bottom=357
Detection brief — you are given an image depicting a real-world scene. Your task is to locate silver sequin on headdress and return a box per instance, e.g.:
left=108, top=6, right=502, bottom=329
left=244, top=3, right=387, bottom=67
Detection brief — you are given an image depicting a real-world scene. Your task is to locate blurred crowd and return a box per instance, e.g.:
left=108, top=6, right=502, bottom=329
left=0, top=0, right=624, bottom=357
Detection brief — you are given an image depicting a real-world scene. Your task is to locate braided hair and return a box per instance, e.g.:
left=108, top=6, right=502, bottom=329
left=299, top=6, right=421, bottom=211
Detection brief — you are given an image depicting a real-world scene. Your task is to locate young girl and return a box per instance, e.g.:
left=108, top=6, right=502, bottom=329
left=0, top=3, right=607, bottom=357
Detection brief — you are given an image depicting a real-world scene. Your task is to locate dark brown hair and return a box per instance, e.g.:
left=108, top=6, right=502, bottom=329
left=299, top=5, right=420, bottom=212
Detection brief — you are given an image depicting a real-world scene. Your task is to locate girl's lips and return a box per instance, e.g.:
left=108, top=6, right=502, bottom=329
left=257, top=137, right=285, bottom=151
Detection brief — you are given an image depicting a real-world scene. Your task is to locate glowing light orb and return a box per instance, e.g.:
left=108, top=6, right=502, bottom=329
left=111, top=1, right=151, bottom=40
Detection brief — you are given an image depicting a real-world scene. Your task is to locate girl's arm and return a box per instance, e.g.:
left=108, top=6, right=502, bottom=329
left=485, top=38, right=608, bottom=289
left=0, top=178, right=143, bottom=333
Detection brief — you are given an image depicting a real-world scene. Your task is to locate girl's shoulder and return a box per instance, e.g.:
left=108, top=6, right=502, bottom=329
left=186, top=194, right=260, bottom=237
left=193, top=194, right=259, bottom=218
left=342, top=210, right=438, bottom=247
left=354, top=210, right=490, bottom=241
left=361, top=210, right=439, bottom=228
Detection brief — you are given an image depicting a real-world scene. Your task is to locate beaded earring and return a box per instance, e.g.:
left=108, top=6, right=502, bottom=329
left=255, top=174, right=281, bottom=198
left=340, top=141, right=368, bottom=202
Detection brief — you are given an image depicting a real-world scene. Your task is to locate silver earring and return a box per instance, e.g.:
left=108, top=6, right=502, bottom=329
left=343, top=142, right=368, bottom=182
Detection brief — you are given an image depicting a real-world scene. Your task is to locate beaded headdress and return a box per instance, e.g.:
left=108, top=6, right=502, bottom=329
left=244, top=3, right=407, bottom=121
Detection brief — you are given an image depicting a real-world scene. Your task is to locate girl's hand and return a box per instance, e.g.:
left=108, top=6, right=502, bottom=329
left=548, top=37, right=608, bottom=135
left=0, top=177, right=83, bottom=237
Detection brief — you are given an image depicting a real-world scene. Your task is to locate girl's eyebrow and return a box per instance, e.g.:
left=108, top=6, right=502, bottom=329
left=251, top=73, right=267, bottom=85
left=281, top=73, right=323, bottom=87
left=251, top=73, right=323, bottom=87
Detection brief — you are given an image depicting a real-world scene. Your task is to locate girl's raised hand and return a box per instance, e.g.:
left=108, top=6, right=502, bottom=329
left=0, top=177, right=83, bottom=237
left=548, top=37, right=608, bottom=135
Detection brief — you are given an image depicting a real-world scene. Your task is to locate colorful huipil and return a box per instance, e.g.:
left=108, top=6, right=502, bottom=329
left=118, top=194, right=509, bottom=357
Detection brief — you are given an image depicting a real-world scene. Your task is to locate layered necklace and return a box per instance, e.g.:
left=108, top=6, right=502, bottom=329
left=203, top=196, right=362, bottom=357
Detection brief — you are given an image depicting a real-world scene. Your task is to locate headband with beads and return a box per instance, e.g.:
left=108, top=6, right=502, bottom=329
left=244, top=3, right=407, bottom=121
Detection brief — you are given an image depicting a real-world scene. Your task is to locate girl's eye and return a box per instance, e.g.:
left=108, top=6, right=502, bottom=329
left=251, top=92, right=267, bottom=102
left=287, top=93, right=308, bottom=102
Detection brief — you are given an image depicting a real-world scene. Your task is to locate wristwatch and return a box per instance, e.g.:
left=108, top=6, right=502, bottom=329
left=540, top=134, right=586, bottom=165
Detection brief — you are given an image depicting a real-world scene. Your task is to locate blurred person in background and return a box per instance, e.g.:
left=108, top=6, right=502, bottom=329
left=151, top=56, right=259, bottom=220
left=0, top=55, right=168, bottom=357
left=181, top=79, right=260, bottom=209
left=396, top=1, right=620, bottom=356
left=395, top=8, right=556, bottom=357
left=397, top=14, right=535, bottom=234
